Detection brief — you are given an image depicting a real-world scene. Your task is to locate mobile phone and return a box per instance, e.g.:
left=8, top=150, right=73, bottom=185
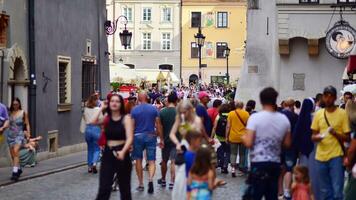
left=113, top=151, right=118, bottom=157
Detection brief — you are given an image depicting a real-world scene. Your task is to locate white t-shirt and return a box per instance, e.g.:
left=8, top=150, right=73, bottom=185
left=246, top=110, right=291, bottom=163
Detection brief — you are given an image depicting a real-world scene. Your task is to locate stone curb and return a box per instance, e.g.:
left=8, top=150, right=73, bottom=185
left=0, top=162, right=86, bottom=187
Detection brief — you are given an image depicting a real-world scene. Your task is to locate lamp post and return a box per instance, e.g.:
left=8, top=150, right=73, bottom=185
left=104, top=15, right=132, bottom=49
left=224, top=46, right=231, bottom=84
left=194, top=26, right=205, bottom=84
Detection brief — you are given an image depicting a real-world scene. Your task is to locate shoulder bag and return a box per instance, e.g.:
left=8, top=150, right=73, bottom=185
left=324, top=110, right=346, bottom=156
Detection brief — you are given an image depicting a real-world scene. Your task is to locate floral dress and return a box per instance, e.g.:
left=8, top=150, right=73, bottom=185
left=189, top=178, right=212, bottom=200
left=6, top=111, right=25, bottom=147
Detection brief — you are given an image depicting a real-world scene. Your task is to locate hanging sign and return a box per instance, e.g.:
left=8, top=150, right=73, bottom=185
left=326, top=20, right=356, bottom=59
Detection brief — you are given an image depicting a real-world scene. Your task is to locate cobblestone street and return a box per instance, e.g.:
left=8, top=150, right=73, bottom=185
left=0, top=163, right=245, bottom=200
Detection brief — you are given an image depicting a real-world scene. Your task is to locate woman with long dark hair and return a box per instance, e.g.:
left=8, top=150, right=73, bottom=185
left=94, top=93, right=134, bottom=200
left=6, top=98, right=30, bottom=181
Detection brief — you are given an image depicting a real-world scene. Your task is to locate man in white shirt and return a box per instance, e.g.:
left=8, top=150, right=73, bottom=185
left=242, top=87, right=291, bottom=200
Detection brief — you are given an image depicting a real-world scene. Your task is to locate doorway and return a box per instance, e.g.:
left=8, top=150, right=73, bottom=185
left=8, top=57, right=29, bottom=111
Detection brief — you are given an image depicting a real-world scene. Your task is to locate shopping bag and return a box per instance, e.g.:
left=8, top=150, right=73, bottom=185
left=172, top=164, right=187, bottom=200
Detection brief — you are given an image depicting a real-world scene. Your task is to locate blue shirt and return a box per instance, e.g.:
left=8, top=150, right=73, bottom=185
left=184, top=151, right=196, bottom=177
left=195, top=104, right=212, bottom=136
left=0, top=103, right=9, bottom=127
left=131, top=103, right=159, bottom=134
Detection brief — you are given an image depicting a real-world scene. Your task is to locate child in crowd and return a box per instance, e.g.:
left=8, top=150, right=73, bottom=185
left=187, top=145, right=214, bottom=200
left=23, top=136, right=42, bottom=151
left=184, top=130, right=203, bottom=177
left=292, top=166, right=313, bottom=200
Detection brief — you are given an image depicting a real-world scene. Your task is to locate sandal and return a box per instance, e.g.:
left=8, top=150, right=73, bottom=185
left=169, top=183, right=174, bottom=190
left=157, top=179, right=166, bottom=187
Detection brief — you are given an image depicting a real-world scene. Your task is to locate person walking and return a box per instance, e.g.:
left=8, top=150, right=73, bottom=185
left=207, top=99, right=222, bottom=124
left=212, top=103, right=231, bottom=174
left=279, top=98, right=299, bottom=199
left=6, top=98, right=31, bottom=181
left=81, top=94, right=103, bottom=173
left=242, top=87, right=291, bottom=200
left=311, top=86, right=351, bottom=200
left=0, top=101, right=9, bottom=153
left=158, top=92, right=178, bottom=190
left=131, top=91, right=163, bottom=194
left=226, top=101, right=249, bottom=177
left=95, top=93, right=134, bottom=200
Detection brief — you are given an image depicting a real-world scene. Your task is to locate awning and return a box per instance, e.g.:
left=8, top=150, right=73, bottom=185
left=109, top=62, right=137, bottom=83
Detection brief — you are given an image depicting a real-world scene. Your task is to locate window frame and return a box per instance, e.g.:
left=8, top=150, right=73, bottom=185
left=217, top=12, right=228, bottom=28
left=122, top=7, right=133, bottom=22
left=337, top=0, right=356, bottom=4
left=191, top=12, right=202, bottom=28
left=57, top=56, right=72, bottom=112
left=142, top=7, right=152, bottom=22
left=81, top=61, right=98, bottom=102
left=142, top=32, right=152, bottom=50
left=216, top=42, right=228, bottom=58
left=161, top=32, right=172, bottom=50
left=161, top=7, right=172, bottom=23
left=191, top=42, right=199, bottom=58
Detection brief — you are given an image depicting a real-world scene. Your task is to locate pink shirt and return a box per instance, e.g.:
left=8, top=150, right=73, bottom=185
left=207, top=107, right=219, bottom=124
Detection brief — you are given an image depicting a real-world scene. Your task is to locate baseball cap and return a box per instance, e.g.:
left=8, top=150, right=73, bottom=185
left=198, top=91, right=210, bottom=100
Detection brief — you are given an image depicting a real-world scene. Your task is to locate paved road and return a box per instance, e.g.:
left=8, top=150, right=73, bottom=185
left=0, top=164, right=246, bottom=200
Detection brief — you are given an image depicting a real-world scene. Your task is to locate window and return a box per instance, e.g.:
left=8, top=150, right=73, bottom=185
left=191, top=12, right=201, bottom=28
left=299, top=0, right=319, bottom=3
left=216, top=42, right=228, bottom=58
left=159, top=64, right=173, bottom=71
left=161, top=33, right=171, bottom=50
left=162, top=7, right=172, bottom=22
left=57, top=56, right=71, bottom=111
left=191, top=42, right=199, bottom=58
left=337, top=0, right=356, bottom=3
left=125, top=64, right=135, bottom=69
left=82, top=61, right=98, bottom=101
left=248, top=0, right=259, bottom=9
left=142, top=33, right=151, bottom=50
left=142, top=8, right=152, bottom=21
left=123, top=7, right=133, bottom=22
left=217, top=12, right=228, bottom=28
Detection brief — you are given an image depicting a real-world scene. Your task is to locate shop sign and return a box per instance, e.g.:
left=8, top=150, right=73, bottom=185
left=326, top=20, right=356, bottom=59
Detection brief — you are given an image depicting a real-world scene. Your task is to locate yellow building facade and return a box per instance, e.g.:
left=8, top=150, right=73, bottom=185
left=181, top=0, right=246, bottom=85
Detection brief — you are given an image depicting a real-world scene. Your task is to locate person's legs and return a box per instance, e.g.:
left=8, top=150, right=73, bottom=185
left=96, top=148, right=116, bottom=200
left=12, top=144, right=21, bottom=174
left=145, top=134, right=157, bottom=194
left=238, top=143, right=246, bottom=171
left=117, top=154, right=132, bottom=200
left=250, top=163, right=265, bottom=200
left=85, top=128, right=93, bottom=167
left=92, top=127, right=101, bottom=167
left=230, top=143, right=238, bottom=176
left=223, top=142, right=230, bottom=170
left=344, top=175, right=356, bottom=200
left=316, top=160, right=333, bottom=200
left=329, top=156, right=344, bottom=200
left=132, top=134, right=144, bottom=188
left=283, top=150, right=297, bottom=199
left=160, top=147, right=169, bottom=185
left=216, top=145, right=224, bottom=168
left=265, top=164, right=281, bottom=200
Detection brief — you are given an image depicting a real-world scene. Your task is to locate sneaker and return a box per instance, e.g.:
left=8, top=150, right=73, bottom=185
left=11, top=172, right=19, bottom=181
left=18, top=169, right=23, bottom=177
left=157, top=179, right=166, bottom=187
left=148, top=181, right=154, bottom=194
left=136, top=186, right=144, bottom=192
left=231, top=167, right=236, bottom=178
left=88, top=167, right=93, bottom=173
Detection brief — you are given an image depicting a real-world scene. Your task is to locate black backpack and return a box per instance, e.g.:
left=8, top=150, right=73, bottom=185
left=215, top=114, right=228, bottom=137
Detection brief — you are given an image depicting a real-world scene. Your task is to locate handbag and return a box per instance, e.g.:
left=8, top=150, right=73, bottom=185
left=323, top=110, right=347, bottom=155
left=80, top=115, right=86, bottom=134
left=98, top=116, right=110, bottom=147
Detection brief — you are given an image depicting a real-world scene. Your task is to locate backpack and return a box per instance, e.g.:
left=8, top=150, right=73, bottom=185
left=215, top=114, right=228, bottom=137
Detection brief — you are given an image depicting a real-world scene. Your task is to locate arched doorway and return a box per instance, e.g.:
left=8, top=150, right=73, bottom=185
left=189, top=74, right=199, bottom=84
left=7, top=44, right=29, bottom=111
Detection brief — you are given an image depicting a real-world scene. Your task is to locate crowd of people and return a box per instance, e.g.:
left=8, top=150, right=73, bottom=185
left=80, top=84, right=356, bottom=200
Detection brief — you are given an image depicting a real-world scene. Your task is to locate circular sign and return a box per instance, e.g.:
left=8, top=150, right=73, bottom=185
left=326, top=21, right=356, bottom=59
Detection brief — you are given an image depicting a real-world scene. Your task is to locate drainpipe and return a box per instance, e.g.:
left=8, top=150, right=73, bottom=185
left=97, top=0, right=102, bottom=95
left=28, top=0, right=36, bottom=136
left=0, top=49, right=4, bottom=102
left=179, top=0, right=183, bottom=86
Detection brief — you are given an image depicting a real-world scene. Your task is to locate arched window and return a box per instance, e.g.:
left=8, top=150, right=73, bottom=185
left=158, top=64, right=173, bottom=71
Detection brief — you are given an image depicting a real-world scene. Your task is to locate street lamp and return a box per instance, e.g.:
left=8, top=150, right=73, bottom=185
left=194, top=26, right=205, bottom=83
left=224, top=46, right=231, bottom=84
left=104, top=15, right=132, bottom=49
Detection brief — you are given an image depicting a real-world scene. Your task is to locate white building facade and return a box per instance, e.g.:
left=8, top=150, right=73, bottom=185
left=237, top=0, right=356, bottom=103
left=106, top=0, right=181, bottom=78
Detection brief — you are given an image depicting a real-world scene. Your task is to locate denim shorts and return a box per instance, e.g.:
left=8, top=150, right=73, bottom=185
left=132, top=133, right=157, bottom=161
left=281, top=149, right=298, bottom=172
